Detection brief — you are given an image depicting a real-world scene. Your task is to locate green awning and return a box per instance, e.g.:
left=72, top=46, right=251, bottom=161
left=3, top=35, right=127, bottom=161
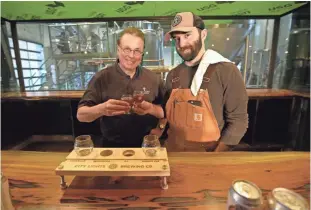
left=1, top=1, right=308, bottom=21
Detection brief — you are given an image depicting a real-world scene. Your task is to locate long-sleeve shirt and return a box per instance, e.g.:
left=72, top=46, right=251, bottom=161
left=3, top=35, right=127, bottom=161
left=163, top=62, right=249, bottom=145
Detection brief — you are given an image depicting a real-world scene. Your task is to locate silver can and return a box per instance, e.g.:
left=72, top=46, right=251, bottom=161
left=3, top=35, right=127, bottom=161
left=267, top=188, right=309, bottom=210
left=227, top=180, right=263, bottom=210
left=1, top=173, right=15, bottom=210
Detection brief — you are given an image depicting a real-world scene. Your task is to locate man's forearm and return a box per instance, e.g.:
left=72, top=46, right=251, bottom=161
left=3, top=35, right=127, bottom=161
left=214, top=142, right=231, bottom=152
left=215, top=119, right=248, bottom=152
left=77, top=105, right=103, bottom=123
left=149, top=118, right=167, bottom=138
left=148, top=104, right=164, bottom=119
left=218, top=119, right=248, bottom=146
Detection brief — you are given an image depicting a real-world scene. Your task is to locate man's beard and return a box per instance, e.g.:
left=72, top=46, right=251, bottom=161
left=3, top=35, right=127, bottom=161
left=176, top=36, right=202, bottom=62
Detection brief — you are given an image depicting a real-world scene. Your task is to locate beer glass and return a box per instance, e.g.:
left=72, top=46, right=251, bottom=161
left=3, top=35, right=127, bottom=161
left=142, top=134, right=161, bottom=157
left=133, top=90, right=144, bottom=106
left=121, top=94, right=134, bottom=114
left=74, top=135, right=94, bottom=156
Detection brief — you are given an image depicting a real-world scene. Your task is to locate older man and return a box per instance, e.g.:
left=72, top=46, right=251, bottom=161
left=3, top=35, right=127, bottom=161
left=77, top=27, right=164, bottom=147
left=162, top=12, right=249, bottom=152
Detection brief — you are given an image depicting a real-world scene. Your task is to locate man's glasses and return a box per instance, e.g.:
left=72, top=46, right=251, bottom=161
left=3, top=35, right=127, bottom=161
left=119, top=46, right=143, bottom=57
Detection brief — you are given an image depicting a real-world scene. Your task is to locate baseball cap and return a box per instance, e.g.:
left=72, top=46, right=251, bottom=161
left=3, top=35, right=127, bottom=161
left=164, top=12, right=205, bottom=42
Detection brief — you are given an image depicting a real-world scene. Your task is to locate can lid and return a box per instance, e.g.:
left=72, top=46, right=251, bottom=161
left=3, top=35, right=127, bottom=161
left=233, top=180, right=261, bottom=200
left=273, top=188, right=309, bottom=210
left=1, top=172, right=5, bottom=182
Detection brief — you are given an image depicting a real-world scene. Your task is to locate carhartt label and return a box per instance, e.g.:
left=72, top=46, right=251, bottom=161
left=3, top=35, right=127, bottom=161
left=194, top=113, right=203, bottom=121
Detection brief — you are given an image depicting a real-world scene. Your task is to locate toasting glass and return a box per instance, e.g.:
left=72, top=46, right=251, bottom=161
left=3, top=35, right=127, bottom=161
left=142, top=134, right=161, bottom=157
left=133, top=90, right=144, bottom=106
left=121, top=94, right=134, bottom=114
left=74, top=135, right=94, bottom=156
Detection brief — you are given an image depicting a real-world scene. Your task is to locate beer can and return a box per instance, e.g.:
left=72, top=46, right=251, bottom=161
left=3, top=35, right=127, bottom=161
left=267, top=188, right=309, bottom=210
left=227, top=179, right=263, bottom=210
left=1, top=173, right=15, bottom=210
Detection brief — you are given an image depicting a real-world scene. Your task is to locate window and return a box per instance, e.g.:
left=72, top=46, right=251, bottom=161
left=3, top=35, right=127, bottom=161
left=20, top=50, right=29, bottom=59
left=11, top=18, right=302, bottom=92
left=18, top=40, right=27, bottom=49
left=21, top=60, right=30, bottom=68
left=10, top=49, right=15, bottom=58
left=9, top=38, right=46, bottom=90
left=28, top=52, right=42, bottom=60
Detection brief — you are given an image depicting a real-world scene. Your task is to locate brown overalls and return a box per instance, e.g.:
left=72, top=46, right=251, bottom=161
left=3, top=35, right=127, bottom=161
left=165, top=64, right=220, bottom=152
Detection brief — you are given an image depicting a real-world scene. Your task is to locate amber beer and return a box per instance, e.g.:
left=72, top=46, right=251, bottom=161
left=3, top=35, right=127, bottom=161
left=121, top=94, right=134, bottom=114
left=227, top=180, right=263, bottom=210
left=133, top=90, right=144, bottom=105
left=267, top=188, right=309, bottom=210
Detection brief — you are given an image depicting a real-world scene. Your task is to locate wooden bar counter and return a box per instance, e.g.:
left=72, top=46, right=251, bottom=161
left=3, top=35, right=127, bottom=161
left=1, top=89, right=309, bottom=100
left=1, top=151, right=309, bottom=209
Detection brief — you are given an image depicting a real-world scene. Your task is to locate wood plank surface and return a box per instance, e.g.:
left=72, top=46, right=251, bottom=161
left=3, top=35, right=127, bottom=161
left=1, top=151, right=309, bottom=209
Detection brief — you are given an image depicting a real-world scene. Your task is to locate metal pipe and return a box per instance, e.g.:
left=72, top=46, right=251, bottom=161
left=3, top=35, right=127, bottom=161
left=114, top=21, right=120, bottom=30
left=267, top=18, right=280, bottom=88
left=77, top=24, right=81, bottom=52
left=264, top=19, right=268, bottom=50
left=257, top=52, right=263, bottom=87
left=1, top=21, right=16, bottom=80
left=243, top=35, right=249, bottom=83
left=106, top=23, right=110, bottom=57
left=48, top=24, right=53, bottom=55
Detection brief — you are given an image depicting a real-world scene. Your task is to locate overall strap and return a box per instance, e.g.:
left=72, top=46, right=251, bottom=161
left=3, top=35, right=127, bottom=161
left=171, top=69, right=181, bottom=89
left=200, top=64, right=217, bottom=90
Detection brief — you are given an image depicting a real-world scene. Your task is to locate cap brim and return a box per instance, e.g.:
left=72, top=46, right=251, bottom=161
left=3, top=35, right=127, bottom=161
left=164, top=27, right=195, bottom=42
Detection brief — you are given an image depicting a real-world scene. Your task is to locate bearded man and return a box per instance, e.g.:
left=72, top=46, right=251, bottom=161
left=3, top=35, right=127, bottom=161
left=160, top=12, right=249, bottom=152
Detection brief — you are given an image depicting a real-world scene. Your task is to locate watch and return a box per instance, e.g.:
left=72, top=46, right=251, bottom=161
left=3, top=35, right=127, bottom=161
left=158, top=119, right=167, bottom=130
left=158, top=123, right=166, bottom=130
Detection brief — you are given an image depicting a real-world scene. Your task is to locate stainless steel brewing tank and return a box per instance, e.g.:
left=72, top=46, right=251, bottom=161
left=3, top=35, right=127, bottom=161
left=287, top=29, right=310, bottom=61
left=286, top=28, right=310, bottom=91
left=142, top=28, right=164, bottom=66
left=108, top=27, right=123, bottom=57
left=107, top=21, right=164, bottom=66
